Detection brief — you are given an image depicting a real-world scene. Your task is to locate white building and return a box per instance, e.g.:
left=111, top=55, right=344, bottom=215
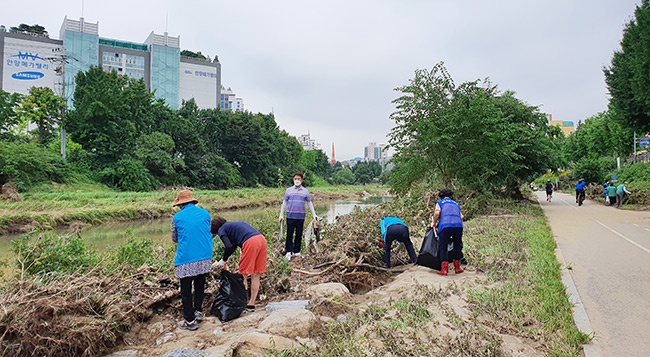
left=220, top=85, right=244, bottom=111
left=297, top=132, right=319, bottom=150
left=1, top=17, right=223, bottom=110
left=364, top=142, right=388, bottom=163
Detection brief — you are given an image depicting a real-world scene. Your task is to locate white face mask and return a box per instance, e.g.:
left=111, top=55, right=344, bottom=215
left=294, top=180, right=302, bottom=187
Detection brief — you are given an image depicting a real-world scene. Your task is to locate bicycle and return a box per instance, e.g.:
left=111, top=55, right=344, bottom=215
left=577, top=190, right=586, bottom=206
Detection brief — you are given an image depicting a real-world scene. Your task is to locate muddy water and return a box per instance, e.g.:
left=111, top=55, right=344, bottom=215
left=0, top=196, right=392, bottom=262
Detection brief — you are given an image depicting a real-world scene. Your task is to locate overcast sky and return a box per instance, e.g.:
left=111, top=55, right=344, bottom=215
left=2, top=1, right=641, bottom=160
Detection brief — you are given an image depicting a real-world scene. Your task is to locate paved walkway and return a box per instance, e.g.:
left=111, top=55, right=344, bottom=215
left=536, top=191, right=650, bottom=357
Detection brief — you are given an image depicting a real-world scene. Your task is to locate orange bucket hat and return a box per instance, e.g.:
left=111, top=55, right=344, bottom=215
left=173, top=189, right=198, bottom=207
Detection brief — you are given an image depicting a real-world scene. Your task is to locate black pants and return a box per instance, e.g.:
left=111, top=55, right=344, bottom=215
left=180, top=273, right=206, bottom=322
left=285, top=218, right=305, bottom=254
left=382, top=224, right=417, bottom=268
left=438, top=227, right=463, bottom=262
left=575, top=190, right=585, bottom=202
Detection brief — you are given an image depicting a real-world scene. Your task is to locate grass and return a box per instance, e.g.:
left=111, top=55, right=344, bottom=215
left=270, top=198, right=588, bottom=356
left=465, top=203, right=590, bottom=356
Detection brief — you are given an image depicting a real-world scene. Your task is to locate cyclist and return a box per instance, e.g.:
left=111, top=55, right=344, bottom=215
left=545, top=180, right=553, bottom=202
left=575, top=178, right=587, bottom=205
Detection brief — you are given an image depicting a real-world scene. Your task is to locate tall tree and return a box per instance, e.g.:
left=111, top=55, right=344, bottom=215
left=66, top=66, right=156, bottom=168
left=604, top=0, right=650, bottom=133
left=16, top=87, right=65, bottom=145
left=388, top=62, right=558, bottom=196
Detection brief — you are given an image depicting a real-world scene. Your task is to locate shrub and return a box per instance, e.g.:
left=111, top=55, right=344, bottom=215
left=0, top=141, right=66, bottom=191
left=11, top=232, right=99, bottom=279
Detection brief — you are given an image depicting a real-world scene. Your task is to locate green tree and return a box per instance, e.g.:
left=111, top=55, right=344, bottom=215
left=352, top=161, right=382, bottom=184
left=300, top=149, right=331, bottom=178
left=9, top=24, right=48, bottom=37
left=332, top=167, right=356, bottom=185
left=0, top=90, right=24, bottom=140
left=66, top=66, right=156, bottom=168
left=604, top=0, right=650, bottom=133
left=134, top=131, right=184, bottom=186
left=388, top=62, right=558, bottom=196
left=16, top=87, right=65, bottom=145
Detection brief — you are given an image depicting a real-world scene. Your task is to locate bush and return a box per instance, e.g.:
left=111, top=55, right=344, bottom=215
left=106, top=237, right=171, bottom=273
left=0, top=141, right=66, bottom=191
left=572, top=155, right=616, bottom=184
left=98, top=159, right=153, bottom=192
left=11, top=232, right=99, bottom=278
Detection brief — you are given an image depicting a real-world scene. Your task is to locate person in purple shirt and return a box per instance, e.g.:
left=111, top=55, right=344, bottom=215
left=279, top=173, right=318, bottom=261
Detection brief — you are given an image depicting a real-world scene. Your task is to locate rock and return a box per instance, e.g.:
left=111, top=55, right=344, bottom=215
left=163, top=347, right=208, bottom=357
left=109, top=350, right=140, bottom=356
left=156, top=332, right=174, bottom=345
left=147, top=322, right=165, bottom=334
left=232, top=332, right=298, bottom=356
left=258, top=309, right=315, bottom=339
left=306, top=282, right=350, bottom=299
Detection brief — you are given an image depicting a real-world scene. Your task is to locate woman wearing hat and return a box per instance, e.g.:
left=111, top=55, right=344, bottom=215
left=431, top=189, right=464, bottom=276
left=171, top=189, right=213, bottom=331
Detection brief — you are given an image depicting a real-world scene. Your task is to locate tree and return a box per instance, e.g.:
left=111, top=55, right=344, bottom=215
left=66, top=66, right=156, bottom=168
left=604, top=0, right=650, bottom=133
left=134, top=132, right=184, bottom=186
left=388, top=62, right=558, bottom=196
left=352, top=161, right=382, bottom=184
left=10, top=24, right=48, bottom=37
left=332, top=167, right=355, bottom=185
left=16, top=87, right=65, bottom=145
left=0, top=90, right=23, bottom=140
left=300, top=149, right=331, bottom=178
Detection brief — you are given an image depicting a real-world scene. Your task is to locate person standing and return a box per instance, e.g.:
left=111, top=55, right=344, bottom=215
left=379, top=216, right=417, bottom=268
left=211, top=217, right=268, bottom=312
left=545, top=180, right=553, bottom=202
left=279, top=173, right=317, bottom=260
left=432, top=189, right=464, bottom=276
left=616, top=181, right=632, bottom=208
left=171, top=190, right=213, bottom=331
left=608, top=180, right=618, bottom=206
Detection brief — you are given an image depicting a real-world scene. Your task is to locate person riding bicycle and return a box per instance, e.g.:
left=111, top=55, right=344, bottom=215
left=575, top=178, right=587, bottom=204
left=545, top=180, right=553, bottom=202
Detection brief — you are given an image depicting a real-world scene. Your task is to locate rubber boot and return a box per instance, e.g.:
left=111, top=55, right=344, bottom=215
left=438, top=261, right=448, bottom=276
left=453, top=260, right=464, bottom=274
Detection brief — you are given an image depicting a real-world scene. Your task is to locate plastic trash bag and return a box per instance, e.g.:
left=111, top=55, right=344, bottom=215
left=211, top=270, right=247, bottom=322
left=416, top=227, right=442, bottom=270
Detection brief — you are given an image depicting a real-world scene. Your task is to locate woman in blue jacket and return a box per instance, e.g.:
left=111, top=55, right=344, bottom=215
left=171, top=190, right=213, bottom=331
left=432, top=189, right=464, bottom=276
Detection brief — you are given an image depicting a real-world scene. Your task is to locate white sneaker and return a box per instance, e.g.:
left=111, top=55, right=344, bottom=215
left=285, top=252, right=292, bottom=261
left=293, top=252, right=301, bottom=258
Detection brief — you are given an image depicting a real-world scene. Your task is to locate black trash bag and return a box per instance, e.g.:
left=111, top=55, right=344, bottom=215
left=211, top=270, right=247, bottom=322
left=416, top=227, right=442, bottom=270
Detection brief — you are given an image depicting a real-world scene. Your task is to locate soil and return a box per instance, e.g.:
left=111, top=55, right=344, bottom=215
left=107, top=263, right=545, bottom=357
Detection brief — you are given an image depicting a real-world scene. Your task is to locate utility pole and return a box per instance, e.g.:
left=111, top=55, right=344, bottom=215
left=48, top=47, right=78, bottom=160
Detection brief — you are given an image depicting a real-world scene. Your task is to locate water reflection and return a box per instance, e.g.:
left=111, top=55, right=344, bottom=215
left=0, top=196, right=393, bottom=258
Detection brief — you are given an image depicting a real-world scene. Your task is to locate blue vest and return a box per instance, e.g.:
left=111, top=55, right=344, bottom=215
left=437, top=198, right=463, bottom=232
left=173, top=203, right=213, bottom=266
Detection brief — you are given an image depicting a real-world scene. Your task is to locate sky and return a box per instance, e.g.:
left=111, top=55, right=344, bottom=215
left=1, top=1, right=642, bottom=161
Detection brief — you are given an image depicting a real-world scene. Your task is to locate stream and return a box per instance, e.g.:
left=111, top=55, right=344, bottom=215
left=0, top=196, right=393, bottom=262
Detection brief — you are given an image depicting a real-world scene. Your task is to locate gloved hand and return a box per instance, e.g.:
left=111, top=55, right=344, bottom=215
left=212, top=259, right=225, bottom=269
left=279, top=216, right=284, bottom=222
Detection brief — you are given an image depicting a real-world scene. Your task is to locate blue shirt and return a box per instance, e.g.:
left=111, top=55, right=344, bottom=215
left=216, top=221, right=262, bottom=261
left=283, top=186, right=312, bottom=220
left=172, top=203, right=213, bottom=267
left=380, top=217, right=407, bottom=243
left=576, top=181, right=586, bottom=191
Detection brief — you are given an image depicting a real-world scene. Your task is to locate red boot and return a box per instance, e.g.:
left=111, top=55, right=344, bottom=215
left=453, top=260, right=464, bottom=274
left=438, top=261, right=448, bottom=276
